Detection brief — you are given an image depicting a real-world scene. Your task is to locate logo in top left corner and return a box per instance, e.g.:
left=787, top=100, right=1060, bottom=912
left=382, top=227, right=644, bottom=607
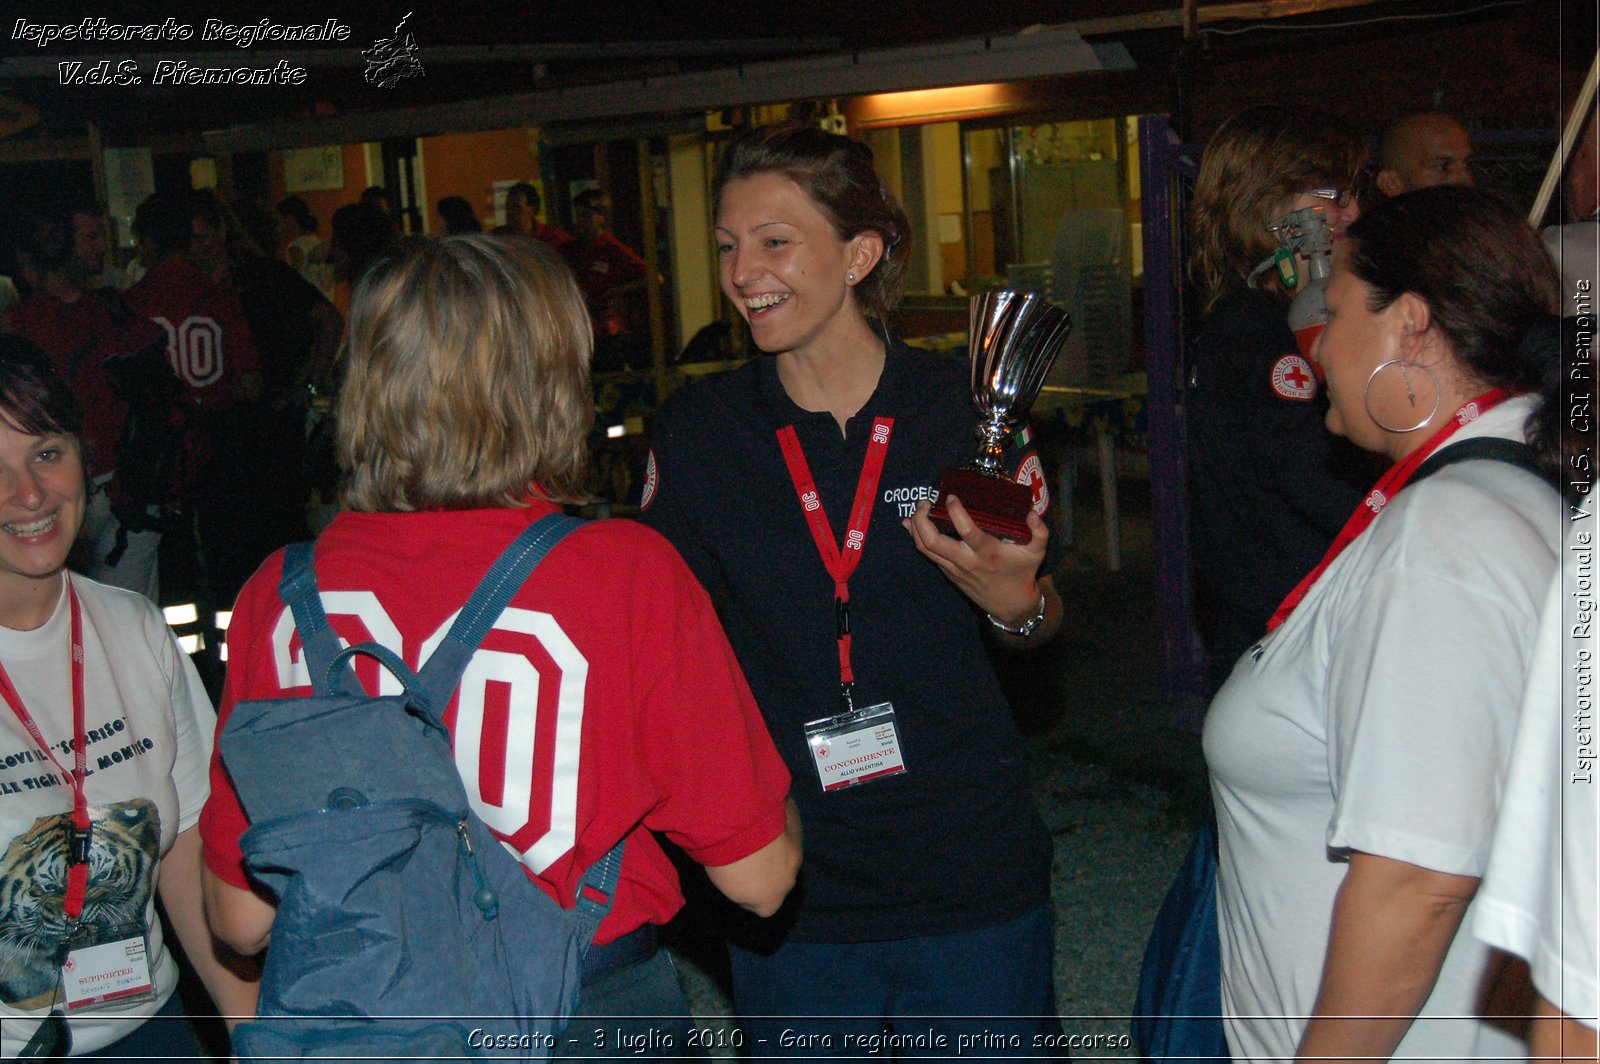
left=363, top=12, right=425, bottom=88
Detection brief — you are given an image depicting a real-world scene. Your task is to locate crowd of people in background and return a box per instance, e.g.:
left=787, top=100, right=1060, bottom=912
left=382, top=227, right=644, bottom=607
left=0, top=97, right=1592, bottom=1061
left=0, top=188, right=361, bottom=626
left=0, top=175, right=666, bottom=623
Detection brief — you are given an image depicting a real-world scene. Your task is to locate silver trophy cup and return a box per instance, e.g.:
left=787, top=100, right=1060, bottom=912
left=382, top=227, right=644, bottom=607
left=928, top=290, right=1072, bottom=542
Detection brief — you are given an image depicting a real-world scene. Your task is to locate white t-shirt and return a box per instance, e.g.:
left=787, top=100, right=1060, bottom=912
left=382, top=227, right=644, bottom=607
left=1543, top=219, right=1598, bottom=311
left=0, top=574, right=215, bottom=1057
left=286, top=234, right=335, bottom=300
left=1475, top=486, right=1598, bottom=1027
left=1205, top=397, right=1560, bottom=1062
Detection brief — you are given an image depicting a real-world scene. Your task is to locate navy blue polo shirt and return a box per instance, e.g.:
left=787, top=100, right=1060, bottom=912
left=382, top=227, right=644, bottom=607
left=1186, top=286, right=1373, bottom=683
left=643, top=337, right=1054, bottom=943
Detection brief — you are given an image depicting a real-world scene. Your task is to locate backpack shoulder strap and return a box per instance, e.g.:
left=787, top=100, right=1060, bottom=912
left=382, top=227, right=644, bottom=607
left=410, top=511, right=627, bottom=936
left=277, top=518, right=627, bottom=896
left=413, top=513, right=584, bottom=705
left=415, top=510, right=628, bottom=929
left=278, top=540, right=426, bottom=704
left=278, top=541, right=361, bottom=698
left=1412, top=437, right=1551, bottom=487
left=573, top=840, right=626, bottom=952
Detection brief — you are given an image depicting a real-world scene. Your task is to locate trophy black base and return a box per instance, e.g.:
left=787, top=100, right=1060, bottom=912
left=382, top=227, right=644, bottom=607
left=928, top=467, right=1034, bottom=543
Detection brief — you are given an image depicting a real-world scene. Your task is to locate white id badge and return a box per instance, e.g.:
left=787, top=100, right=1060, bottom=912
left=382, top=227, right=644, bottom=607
left=803, top=702, right=906, bottom=791
left=61, top=931, right=155, bottom=1010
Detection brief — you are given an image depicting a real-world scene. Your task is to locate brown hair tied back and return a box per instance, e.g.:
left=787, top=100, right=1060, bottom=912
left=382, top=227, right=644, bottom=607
left=1344, top=185, right=1564, bottom=483
left=714, top=122, right=912, bottom=321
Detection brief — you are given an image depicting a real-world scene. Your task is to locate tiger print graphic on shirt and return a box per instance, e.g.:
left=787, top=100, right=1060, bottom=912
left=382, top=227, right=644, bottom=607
left=0, top=799, right=160, bottom=1009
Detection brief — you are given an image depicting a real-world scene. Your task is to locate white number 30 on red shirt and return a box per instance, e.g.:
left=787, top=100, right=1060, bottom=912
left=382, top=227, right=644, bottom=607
left=269, top=594, right=587, bottom=875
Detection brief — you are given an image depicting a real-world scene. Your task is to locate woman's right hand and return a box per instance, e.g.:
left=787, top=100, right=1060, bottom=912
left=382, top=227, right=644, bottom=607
left=903, top=497, right=1061, bottom=646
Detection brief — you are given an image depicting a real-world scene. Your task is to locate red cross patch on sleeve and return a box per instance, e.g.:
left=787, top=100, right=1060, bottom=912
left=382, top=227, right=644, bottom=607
left=639, top=449, right=659, bottom=510
left=1270, top=354, right=1318, bottom=401
left=1014, top=453, right=1050, bottom=515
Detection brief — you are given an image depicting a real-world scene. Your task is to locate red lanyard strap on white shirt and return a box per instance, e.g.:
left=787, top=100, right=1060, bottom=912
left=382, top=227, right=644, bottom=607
left=776, top=417, right=894, bottom=708
left=1266, top=387, right=1511, bottom=632
left=0, top=577, right=92, bottom=919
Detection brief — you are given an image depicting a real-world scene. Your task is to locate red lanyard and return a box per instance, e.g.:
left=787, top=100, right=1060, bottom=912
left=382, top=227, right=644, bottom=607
left=1266, top=388, right=1511, bottom=632
left=776, top=417, right=894, bottom=708
left=0, top=577, right=92, bottom=919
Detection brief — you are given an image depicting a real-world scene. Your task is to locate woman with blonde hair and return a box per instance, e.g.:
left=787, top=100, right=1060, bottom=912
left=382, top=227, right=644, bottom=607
left=198, top=236, right=801, bottom=1050
left=1186, top=105, right=1372, bottom=689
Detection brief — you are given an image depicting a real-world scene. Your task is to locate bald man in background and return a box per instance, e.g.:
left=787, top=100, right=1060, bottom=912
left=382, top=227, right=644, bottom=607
left=1374, top=112, right=1476, bottom=195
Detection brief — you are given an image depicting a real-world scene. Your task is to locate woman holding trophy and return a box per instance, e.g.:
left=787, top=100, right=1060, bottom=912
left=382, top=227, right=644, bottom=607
left=643, top=122, right=1065, bottom=1052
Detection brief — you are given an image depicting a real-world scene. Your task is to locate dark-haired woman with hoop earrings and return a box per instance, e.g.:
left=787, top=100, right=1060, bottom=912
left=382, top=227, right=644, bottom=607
left=1205, top=185, right=1567, bottom=1061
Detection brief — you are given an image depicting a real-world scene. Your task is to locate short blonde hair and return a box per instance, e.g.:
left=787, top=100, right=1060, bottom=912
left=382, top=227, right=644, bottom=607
left=338, top=235, right=593, bottom=512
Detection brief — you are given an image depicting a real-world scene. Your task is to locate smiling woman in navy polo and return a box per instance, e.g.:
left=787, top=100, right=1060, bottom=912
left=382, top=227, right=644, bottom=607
left=644, top=121, right=1066, bottom=1059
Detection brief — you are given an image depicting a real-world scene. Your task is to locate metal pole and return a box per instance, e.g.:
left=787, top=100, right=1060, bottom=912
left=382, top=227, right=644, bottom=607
left=87, top=121, right=108, bottom=211
left=638, top=138, right=669, bottom=400
left=961, top=125, right=977, bottom=288
left=1529, top=50, right=1598, bottom=227
left=1140, top=114, right=1208, bottom=730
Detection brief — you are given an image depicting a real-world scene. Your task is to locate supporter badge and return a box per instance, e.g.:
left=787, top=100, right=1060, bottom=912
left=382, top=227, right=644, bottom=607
left=1270, top=354, right=1318, bottom=401
left=61, top=928, right=155, bottom=1010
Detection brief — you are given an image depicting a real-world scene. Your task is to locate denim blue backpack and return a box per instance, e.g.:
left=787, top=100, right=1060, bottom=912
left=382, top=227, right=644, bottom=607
left=220, top=514, right=624, bottom=1061
left=1130, top=808, right=1229, bottom=1063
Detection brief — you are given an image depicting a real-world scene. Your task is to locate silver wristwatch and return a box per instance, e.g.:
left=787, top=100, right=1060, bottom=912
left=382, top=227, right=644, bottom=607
left=986, top=591, right=1046, bottom=638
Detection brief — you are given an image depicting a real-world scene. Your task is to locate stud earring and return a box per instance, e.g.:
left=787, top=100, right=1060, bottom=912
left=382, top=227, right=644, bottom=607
left=847, top=272, right=855, bottom=283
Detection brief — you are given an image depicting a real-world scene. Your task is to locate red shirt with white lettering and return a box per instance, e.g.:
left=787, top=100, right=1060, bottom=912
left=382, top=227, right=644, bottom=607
left=199, top=500, right=791, bottom=942
left=9, top=290, right=165, bottom=479
left=127, top=257, right=259, bottom=411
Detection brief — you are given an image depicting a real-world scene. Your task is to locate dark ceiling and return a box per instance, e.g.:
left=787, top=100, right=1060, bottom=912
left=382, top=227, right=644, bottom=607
left=0, top=0, right=1175, bottom=143
left=0, top=0, right=1587, bottom=148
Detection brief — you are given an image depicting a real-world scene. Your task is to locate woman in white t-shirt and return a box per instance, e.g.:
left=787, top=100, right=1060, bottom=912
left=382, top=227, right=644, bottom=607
left=1204, top=186, right=1566, bottom=1061
left=1474, top=457, right=1597, bottom=1053
left=0, top=336, right=254, bottom=1058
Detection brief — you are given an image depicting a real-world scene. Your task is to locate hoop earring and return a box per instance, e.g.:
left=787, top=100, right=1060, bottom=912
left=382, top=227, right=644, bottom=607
left=1363, top=358, right=1440, bottom=434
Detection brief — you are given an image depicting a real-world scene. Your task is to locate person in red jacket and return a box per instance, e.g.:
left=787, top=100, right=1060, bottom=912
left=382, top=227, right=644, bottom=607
left=494, top=181, right=573, bottom=253
left=126, top=191, right=263, bottom=608
left=127, top=193, right=260, bottom=414
left=563, top=189, right=649, bottom=371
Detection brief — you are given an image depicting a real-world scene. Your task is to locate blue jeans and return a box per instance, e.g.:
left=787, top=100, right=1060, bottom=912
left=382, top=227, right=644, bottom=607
left=731, top=906, right=1063, bottom=1062
left=557, top=949, right=708, bottom=1062
left=67, top=990, right=205, bottom=1060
